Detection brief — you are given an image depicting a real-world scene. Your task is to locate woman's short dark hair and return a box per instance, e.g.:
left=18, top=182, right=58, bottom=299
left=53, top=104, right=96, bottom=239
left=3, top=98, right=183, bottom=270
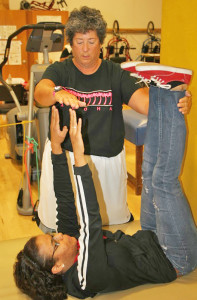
left=65, top=6, right=107, bottom=45
left=13, top=236, right=67, bottom=300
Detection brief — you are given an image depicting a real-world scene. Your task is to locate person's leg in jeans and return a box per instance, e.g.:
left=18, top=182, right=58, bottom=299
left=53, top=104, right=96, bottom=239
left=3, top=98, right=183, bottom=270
left=151, top=86, right=197, bottom=275
left=140, top=86, right=159, bottom=232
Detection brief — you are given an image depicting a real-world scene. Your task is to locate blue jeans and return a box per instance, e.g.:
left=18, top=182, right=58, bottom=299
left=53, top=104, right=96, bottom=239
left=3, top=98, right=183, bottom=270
left=141, top=86, right=197, bottom=276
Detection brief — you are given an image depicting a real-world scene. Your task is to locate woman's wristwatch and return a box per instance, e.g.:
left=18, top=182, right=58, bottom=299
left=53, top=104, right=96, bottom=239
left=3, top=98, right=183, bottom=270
left=53, top=86, right=63, bottom=97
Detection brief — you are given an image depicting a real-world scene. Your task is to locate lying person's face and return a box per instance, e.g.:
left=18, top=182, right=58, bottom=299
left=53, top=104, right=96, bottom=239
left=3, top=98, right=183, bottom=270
left=36, top=233, right=78, bottom=273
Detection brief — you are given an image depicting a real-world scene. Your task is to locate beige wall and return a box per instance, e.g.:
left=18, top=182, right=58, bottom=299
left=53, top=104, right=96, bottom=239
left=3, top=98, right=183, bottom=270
left=8, top=0, right=162, bottom=60
left=8, top=0, right=162, bottom=26
left=161, top=0, right=197, bottom=223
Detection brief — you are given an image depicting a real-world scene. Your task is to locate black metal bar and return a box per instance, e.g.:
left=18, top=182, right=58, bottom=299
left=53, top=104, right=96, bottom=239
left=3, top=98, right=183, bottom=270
left=0, top=23, right=65, bottom=73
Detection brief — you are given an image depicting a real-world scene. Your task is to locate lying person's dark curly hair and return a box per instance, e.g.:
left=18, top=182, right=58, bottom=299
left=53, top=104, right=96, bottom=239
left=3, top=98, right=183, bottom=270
left=13, top=237, right=67, bottom=300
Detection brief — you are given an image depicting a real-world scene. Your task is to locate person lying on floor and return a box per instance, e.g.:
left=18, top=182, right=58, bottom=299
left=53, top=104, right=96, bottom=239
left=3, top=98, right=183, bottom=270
left=14, top=96, right=197, bottom=300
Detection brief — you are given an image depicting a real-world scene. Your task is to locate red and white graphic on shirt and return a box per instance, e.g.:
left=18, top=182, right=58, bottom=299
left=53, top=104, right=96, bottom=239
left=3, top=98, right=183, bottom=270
left=62, top=87, right=113, bottom=107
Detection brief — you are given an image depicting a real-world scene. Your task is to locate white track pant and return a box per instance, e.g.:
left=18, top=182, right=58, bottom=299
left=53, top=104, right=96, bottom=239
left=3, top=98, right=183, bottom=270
left=38, top=138, right=130, bottom=231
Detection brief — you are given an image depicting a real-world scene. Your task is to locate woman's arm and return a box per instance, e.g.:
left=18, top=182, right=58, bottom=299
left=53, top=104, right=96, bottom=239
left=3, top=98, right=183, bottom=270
left=50, top=106, right=79, bottom=236
left=34, top=78, right=86, bottom=109
left=128, top=87, right=149, bottom=115
left=69, top=109, right=112, bottom=292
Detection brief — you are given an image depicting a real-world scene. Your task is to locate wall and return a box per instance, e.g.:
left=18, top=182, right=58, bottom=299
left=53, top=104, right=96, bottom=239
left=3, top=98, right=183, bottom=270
left=8, top=0, right=162, bottom=60
left=161, top=0, right=197, bottom=223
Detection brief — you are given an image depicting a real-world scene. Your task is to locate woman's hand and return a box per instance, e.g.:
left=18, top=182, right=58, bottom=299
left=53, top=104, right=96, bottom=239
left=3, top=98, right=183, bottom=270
left=34, top=78, right=87, bottom=108
left=50, top=105, right=68, bottom=154
left=177, top=90, right=192, bottom=114
left=69, top=109, right=86, bottom=167
left=55, top=90, right=86, bottom=109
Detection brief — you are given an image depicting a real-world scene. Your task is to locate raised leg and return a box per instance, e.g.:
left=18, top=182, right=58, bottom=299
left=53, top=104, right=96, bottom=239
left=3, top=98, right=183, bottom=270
left=140, top=86, right=160, bottom=232
left=151, top=87, right=197, bottom=275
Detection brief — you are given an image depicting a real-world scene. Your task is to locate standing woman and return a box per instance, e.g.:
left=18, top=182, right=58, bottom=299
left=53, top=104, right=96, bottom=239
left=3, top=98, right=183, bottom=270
left=34, top=6, right=192, bottom=232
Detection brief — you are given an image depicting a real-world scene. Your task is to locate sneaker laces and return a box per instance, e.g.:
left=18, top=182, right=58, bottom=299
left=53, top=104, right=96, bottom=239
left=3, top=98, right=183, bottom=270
left=150, top=76, right=171, bottom=89
left=130, top=73, right=150, bottom=87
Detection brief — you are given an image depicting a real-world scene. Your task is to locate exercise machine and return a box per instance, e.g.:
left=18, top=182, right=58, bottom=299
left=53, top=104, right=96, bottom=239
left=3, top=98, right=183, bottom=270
left=0, top=22, right=65, bottom=215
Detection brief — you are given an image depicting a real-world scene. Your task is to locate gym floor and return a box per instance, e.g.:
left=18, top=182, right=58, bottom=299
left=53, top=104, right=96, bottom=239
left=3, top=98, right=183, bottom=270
left=0, top=115, right=141, bottom=241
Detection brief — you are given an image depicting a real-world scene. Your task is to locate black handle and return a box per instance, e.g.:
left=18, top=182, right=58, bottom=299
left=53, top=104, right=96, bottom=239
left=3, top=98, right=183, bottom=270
left=0, top=22, right=65, bottom=73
